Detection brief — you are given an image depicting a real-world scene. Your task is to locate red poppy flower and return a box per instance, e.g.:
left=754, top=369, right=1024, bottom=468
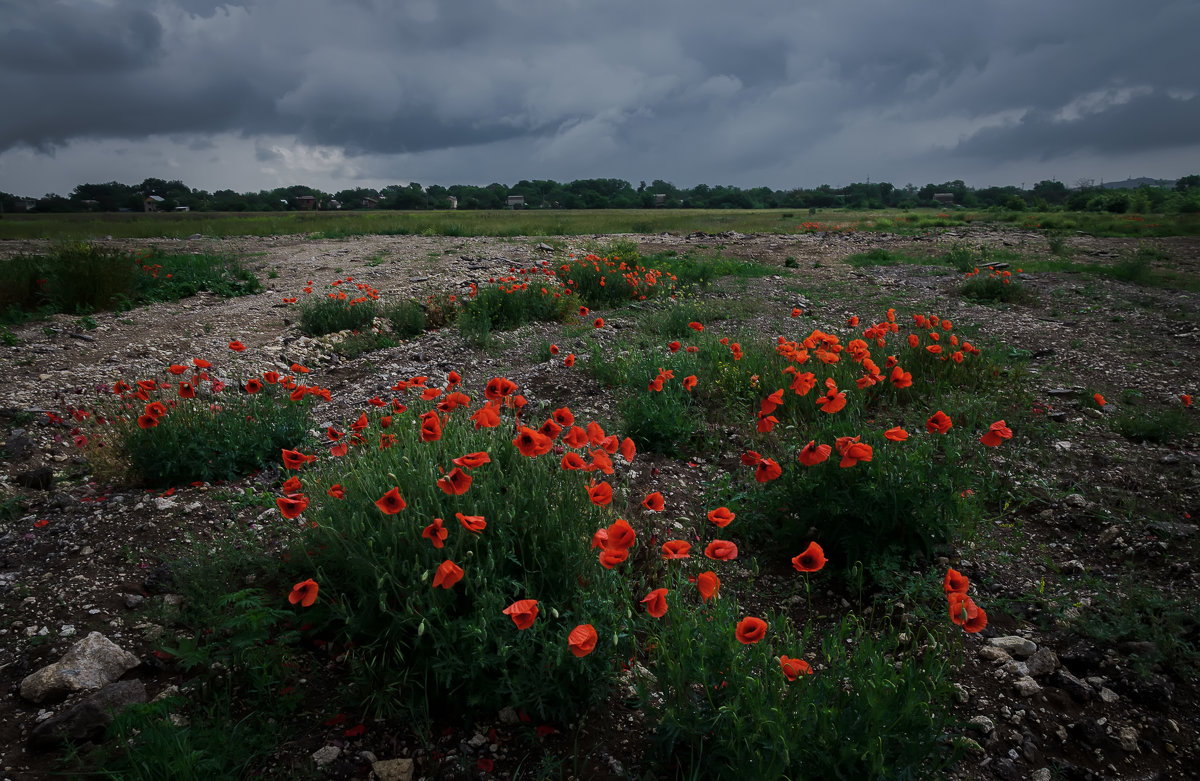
left=605, top=518, right=636, bottom=551
left=33, top=519, right=50, bottom=528
left=979, top=420, right=1013, bottom=447
left=943, top=568, right=969, bottom=595
left=704, top=540, right=738, bottom=561
left=619, top=437, right=636, bottom=463
left=948, top=592, right=987, bottom=633
left=136, top=414, right=158, bottom=428
left=661, top=540, right=691, bottom=559
left=329, top=442, right=348, bottom=457
left=502, top=599, right=539, bottom=629
left=281, top=448, right=315, bottom=470
left=422, top=517, right=448, bottom=548
left=167, top=364, right=187, bottom=375
left=419, top=410, right=443, bottom=442
left=513, top=426, right=552, bottom=457
left=568, top=624, right=598, bottom=657
left=578, top=306, right=590, bottom=317
left=228, top=340, right=246, bottom=352
left=375, top=487, right=407, bottom=514
left=641, top=588, right=668, bottom=618
left=553, top=406, right=575, bottom=427
left=281, top=476, right=302, bottom=493
left=884, top=427, right=909, bottom=442
left=797, top=441, right=831, bottom=466
left=433, top=560, right=464, bottom=589
left=585, top=479, right=613, bottom=506
left=790, top=372, right=817, bottom=396
left=452, top=451, right=491, bottom=469
left=563, top=354, right=576, bottom=367
left=598, top=548, right=628, bottom=569
left=326, top=484, right=345, bottom=499
left=791, top=307, right=802, bottom=317
left=642, top=492, right=665, bottom=512
left=680, top=375, right=698, bottom=392
left=838, top=441, right=873, bottom=468
left=288, top=578, right=319, bottom=607
left=780, top=655, right=813, bottom=680
left=791, top=541, right=826, bottom=572
left=241, top=378, right=262, bottom=394
left=276, top=493, right=309, bottom=519
left=735, top=616, right=768, bottom=644
left=178, top=382, right=196, bottom=399
left=549, top=343, right=560, bottom=355
left=558, top=452, right=585, bottom=471
left=471, top=404, right=501, bottom=429
left=668, top=340, right=682, bottom=352
left=539, top=418, right=563, bottom=440
left=1181, top=394, right=1192, bottom=407
left=193, top=358, right=211, bottom=369
left=707, top=507, right=735, bottom=527
left=456, top=512, right=486, bottom=532
left=815, top=386, right=846, bottom=414
left=593, top=317, right=605, bottom=328
left=754, top=458, right=782, bottom=483
left=697, top=571, right=720, bottom=600
left=926, top=410, right=953, bottom=434
left=485, top=377, right=519, bottom=401
left=437, top=467, right=473, bottom=495
left=688, top=321, right=704, bottom=332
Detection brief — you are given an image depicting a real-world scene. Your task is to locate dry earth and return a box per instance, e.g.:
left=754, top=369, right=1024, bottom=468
left=1, top=229, right=1198, bottom=780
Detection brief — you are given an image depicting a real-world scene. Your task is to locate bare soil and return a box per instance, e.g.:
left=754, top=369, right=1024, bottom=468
left=1, top=229, right=1197, bottom=780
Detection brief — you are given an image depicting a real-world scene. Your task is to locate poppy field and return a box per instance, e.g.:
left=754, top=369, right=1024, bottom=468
left=0, top=225, right=1198, bottom=780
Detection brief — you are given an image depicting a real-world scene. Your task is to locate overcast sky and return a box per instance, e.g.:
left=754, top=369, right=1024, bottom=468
left=2, top=0, right=1198, bottom=198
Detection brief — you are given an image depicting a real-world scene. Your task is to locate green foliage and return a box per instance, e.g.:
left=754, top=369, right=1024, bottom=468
left=0, top=244, right=260, bottom=324
left=298, top=294, right=379, bottom=336
left=638, top=593, right=957, bottom=780
left=1076, top=575, right=1200, bottom=678
left=458, top=283, right=577, bottom=346
left=89, top=382, right=312, bottom=488
left=961, top=275, right=1031, bottom=304
left=1112, top=407, right=1196, bottom=443
left=386, top=298, right=428, bottom=338
left=291, top=397, right=630, bottom=722
left=618, top=376, right=701, bottom=456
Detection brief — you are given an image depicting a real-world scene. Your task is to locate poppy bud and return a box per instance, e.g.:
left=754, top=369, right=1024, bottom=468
left=421, top=569, right=430, bottom=582
left=551, top=608, right=559, bottom=619
left=417, top=620, right=426, bottom=637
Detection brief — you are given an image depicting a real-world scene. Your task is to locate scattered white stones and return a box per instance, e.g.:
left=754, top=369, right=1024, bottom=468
left=312, top=745, right=342, bottom=766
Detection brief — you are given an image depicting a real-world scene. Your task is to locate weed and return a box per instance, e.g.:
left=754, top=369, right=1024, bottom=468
left=298, top=294, right=379, bottom=337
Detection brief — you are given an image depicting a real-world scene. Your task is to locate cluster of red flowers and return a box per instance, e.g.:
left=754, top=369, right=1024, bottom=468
left=944, top=568, right=986, bottom=633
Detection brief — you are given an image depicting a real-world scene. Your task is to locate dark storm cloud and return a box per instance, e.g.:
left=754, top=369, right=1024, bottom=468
left=0, top=2, right=164, bottom=74
left=951, top=90, right=1200, bottom=160
left=1, top=0, right=1197, bottom=192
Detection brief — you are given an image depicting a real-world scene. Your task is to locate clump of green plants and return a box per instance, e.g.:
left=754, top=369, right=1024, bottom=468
left=1112, top=407, right=1196, bottom=443
left=298, top=293, right=380, bottom=336
left=960, top=267, right=1031, bottom=304
left=79, top=359, right=319, bottom=487
left=285, top=378, right=632, bottom=721
left=0, top=244, right=261, bottom=324
left=457, top=282, right=577, bottom=346
left=386, top=298, right=428, bottom=337
left=1076, top=575, right=1200, bottom=678
left=637, top=572, right=958, bottom=779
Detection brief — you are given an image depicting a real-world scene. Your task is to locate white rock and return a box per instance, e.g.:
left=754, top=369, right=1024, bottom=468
left=19, top=632, right=140, bottom=703
left=312, top=745, right=341, bottom=766
left=989, top=636, right=1037, bottom=658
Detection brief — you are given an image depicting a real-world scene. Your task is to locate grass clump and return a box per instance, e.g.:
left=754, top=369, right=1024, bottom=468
left=298, top=293, right=380, bottom=337
left=80, top=361, right=320, bottom=488
left=1112, top=407, right=1196, bottom=443
left=0, top=244, right=261, bottom=324
left=638, top=578, right=958, bottom=780
left=960, top=267, right=1032, bottom=305
left=287, top=378, right=632, bottom=722
left=458, top=282, right=578, bottom=346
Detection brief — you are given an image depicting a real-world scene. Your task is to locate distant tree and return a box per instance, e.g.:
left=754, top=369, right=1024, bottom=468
left=1175, top=174, right=1200, bottom=193
left=1032, top=180, right=1068, bottom=205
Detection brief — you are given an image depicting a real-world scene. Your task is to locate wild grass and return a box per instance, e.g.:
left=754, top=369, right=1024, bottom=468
left=5, top=208, right=1197, bottom=241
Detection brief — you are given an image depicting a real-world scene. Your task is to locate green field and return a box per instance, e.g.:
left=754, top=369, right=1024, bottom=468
left=2, top=207, right=1198, bottom=241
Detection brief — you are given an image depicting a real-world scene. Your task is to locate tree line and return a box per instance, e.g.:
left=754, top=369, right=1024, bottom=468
left=3, top=175, right=1199, bottom=214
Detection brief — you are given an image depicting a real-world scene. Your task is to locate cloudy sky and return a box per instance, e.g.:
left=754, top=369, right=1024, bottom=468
left=2, top=0, right=1198, bottom=198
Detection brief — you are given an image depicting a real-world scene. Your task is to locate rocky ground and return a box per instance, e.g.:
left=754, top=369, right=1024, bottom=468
left=0, top=228, right=1197, bottom=780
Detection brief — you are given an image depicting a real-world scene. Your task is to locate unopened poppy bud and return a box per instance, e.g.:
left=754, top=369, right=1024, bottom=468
left=612, top=634, right=619, bottom=647
left=465, top=550, right=474, bottom=558
left=551, top=608, right=559, bottom=619
left=417, top=620, right=426, bottom=637
left=421, top=569, right=430, bottom=582
left=387, top=472, right=397, bottom=481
